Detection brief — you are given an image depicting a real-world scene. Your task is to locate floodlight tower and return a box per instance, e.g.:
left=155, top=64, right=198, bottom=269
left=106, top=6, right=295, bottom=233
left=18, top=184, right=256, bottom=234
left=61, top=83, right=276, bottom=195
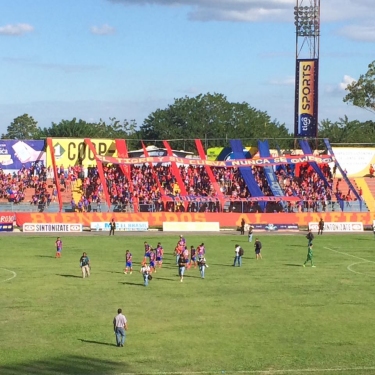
left=293, top=0, right=321, bottom=138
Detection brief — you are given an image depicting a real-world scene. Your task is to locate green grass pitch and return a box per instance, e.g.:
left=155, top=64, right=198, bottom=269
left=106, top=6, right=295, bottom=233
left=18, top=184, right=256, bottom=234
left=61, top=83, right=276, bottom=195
left=1, top=232, right=375, bottom=375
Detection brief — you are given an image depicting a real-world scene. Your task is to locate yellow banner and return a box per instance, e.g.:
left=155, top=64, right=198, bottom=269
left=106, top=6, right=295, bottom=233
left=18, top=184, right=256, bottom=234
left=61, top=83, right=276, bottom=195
left=46, top=138, right=117, bottom=167
left=298, top=60, right=315, bottom=117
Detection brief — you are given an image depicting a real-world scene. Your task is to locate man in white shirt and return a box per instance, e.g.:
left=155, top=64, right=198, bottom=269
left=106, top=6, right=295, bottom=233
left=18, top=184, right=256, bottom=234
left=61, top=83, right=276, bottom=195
left=140, top=263, right=151, bottom=286
left=113, top=308, right=128, bottom=347
left=233, top=244, right=242, bottom=267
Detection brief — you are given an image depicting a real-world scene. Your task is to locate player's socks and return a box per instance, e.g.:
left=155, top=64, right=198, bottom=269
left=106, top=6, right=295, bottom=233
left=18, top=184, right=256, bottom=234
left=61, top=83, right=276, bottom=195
left=303, top=264, right=305, bottom=267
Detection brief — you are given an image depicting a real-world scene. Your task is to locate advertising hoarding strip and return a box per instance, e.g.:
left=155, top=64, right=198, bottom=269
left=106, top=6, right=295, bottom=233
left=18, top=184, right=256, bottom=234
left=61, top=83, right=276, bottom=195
left=46, top=138, right=63, bottom=212
left=84, top=138, right=112, bottom=211
left=258, top=140, right=285, bottom=197
left=15, top=212, right=374, bottom=228
left=324, top=139, right=362, bottom=210
left=195, top=139, right=225, bottom=203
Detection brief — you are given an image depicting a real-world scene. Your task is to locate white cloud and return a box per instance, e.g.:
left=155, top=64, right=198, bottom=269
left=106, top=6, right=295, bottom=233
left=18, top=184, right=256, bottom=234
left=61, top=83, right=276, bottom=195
left=338, top=24, right=375, bottom=42
left=90, top=24, right=116, bottom=35
left=0, top=23, right=34, bottom=36
left=269, top=76, right=295, bottom=86
left=339, top=75, right=355, bottom=91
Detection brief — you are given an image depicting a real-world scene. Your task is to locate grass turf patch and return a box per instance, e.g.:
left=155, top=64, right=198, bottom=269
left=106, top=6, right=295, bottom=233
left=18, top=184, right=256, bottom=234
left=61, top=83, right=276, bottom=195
left=1, top=232, right=375, bottom=375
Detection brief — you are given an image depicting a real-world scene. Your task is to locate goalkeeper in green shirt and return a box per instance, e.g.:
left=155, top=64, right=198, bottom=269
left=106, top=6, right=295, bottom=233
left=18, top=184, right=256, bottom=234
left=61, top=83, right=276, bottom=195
left=303, top=244, right=316, bottom=267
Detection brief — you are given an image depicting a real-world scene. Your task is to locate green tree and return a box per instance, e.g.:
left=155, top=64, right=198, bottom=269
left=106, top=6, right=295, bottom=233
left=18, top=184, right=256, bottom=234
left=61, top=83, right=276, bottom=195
left=139, top=93, right=292, bottom=151
left=2, top=114, right=40, bottom=139
left=319, top=116, right=375, bottom=144
left=343, top=61, right=375, bottom=114
left=39, top=118, right=138, bottom=140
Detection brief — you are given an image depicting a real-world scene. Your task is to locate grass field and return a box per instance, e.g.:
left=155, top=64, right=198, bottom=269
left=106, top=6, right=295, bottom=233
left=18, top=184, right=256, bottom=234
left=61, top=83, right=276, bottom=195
left=1, top=231, right=375, bottom=375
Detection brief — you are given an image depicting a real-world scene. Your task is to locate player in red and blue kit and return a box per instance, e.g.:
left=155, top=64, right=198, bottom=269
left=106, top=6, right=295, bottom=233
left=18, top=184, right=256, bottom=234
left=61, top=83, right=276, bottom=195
left=55, top=237, right=62, bottom=258
left=197, top=243, right=205, bottom=257
left=124, top=250, right=133, bottom=274
left=156, top=242, right=164, bottom=268
left=143, top=242, right=152, bottom=263
left=183, top=246, right=190, bottom=269
left=190, top=245, right=197, bottom=268
left=149, top=249, right=156, bottom=273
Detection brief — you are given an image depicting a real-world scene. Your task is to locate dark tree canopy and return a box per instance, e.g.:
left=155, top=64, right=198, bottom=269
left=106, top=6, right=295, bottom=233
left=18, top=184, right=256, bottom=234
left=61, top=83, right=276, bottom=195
left=139, top=93, right=292, bottom=151
left=2, top=114, right=40, bottom=139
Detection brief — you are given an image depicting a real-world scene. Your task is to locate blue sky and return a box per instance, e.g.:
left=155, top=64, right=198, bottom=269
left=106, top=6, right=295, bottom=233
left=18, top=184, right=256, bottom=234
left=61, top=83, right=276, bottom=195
left=1, top=0, right=374, bottom=135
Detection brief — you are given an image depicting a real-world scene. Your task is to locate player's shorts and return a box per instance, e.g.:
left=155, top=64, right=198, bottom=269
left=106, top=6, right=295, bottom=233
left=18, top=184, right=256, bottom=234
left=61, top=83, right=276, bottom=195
left=126, top=262, right=132, bottom=268
left=57, top=248, right=62, bottom=252
left=191, top=256, right=196, bottom=262
left=255, top=249, right=260, bottom=254
left=156, top=256, right=162, bottom=262
left=150, top=261, right=155, bottom=268
left=144, top=253, right=151, bottom=259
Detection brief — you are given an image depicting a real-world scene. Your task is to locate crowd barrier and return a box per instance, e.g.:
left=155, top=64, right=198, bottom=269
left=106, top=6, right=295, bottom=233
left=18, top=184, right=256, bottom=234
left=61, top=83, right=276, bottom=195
left=14, top=211, right=374, bottom=228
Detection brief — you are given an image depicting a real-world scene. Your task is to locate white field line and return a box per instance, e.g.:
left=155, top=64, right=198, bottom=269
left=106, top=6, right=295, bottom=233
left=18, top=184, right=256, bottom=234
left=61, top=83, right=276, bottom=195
left=114, top=366, right=375, bottom=375
left=324, top=247, right=375, bottom=277
left=0, top=268, right=17, bottom=283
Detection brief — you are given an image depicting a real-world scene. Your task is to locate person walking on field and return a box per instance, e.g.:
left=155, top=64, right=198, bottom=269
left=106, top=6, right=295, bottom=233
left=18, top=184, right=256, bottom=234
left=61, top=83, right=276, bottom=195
left=80, top=252, right=90, bottom=278
left=109, top=218, right=116, bottom=236
left=318, top=218, right=324, bottom=235
left=233, top=244, right=243, bottom=267
left=178, top=253, right=187, bottom=282
left=55, top=237, right=62, bottom=258
left=254, top=238, right=262, bottom=260
left=303, top=243, right=316, bottom=268
left=113, top=308, right=128, bottom=347
left=140, top=262, right=151, bottom=286
left=240, top=218, right=245, bottom=235
left=306, top=229, right=314, bottom=246
left=248, top=225, right=254, bottom=243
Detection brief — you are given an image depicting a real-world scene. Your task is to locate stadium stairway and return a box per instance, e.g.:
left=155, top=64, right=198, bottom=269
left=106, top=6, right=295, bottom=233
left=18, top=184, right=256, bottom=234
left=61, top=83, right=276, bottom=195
left=359, top=177, right=375, bottom=212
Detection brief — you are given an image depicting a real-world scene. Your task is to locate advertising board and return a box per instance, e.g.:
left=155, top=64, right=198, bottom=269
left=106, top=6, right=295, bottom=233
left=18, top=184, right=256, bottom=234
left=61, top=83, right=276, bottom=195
left=309, top=222, right=363, bottom=232
left=0, top=223, right=13, bottom=232
left=90, top=222, right=149, bottom=231
left=163, top=222, right=220, bottom=232
left=23, top=223, right=83, bottom=233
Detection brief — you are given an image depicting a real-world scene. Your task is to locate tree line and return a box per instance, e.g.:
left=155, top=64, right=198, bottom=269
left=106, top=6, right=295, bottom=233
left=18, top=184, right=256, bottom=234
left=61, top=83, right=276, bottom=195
left=2, top=61, right=374, bottom=152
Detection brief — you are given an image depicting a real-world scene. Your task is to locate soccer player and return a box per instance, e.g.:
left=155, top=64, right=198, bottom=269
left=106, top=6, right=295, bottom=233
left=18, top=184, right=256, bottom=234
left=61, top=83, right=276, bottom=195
left=190, top=245, right=197, bottom=269
left=124, top=250, right=133, bottom=274
left=143, top=241, right=152, bottom=264
left=197, top=243, right=205, bottom=257
left=254, top=238, right=262, bottom=260
left=179, top=234, right=186, bottom=245
left=156, top=242, right=164, bottom=268
left=55, top=237, right=62, bottom=258
left=183, top=246, right=190, bottom=269
left=149, top=248, right=156, bottom=273
left=303, top=243, right=316, bottom=267
left=306, top=229, right=314, bottom=246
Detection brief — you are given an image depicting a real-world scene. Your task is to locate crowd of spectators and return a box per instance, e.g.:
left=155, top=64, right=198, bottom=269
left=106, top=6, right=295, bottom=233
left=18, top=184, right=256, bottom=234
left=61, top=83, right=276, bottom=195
left=2, top=156, right=358, bottom=214
left=67, top=159, right=355, bottom=213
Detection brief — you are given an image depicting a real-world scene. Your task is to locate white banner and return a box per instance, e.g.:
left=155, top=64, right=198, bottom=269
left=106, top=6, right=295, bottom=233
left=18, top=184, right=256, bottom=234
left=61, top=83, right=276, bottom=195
left=23, top=223, right=82, bottom=233
left=90, top=222, right=149, bottom=231
left=309, top=222, right=363, bottom=232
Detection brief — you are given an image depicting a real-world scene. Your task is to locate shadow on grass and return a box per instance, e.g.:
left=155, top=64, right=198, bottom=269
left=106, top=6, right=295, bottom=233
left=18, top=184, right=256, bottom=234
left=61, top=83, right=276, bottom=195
left=284, top=263, right=303, bottom=267
left=154, top=277, right=175, bottom=282
left=79, top=339, right=116, bottom=347
left=106, top=271, right=124, bottom=274
left=0, top=355, right=132, bottom=375
left=57, top=274, right=82, bottom=278
left=36, top=255, right=55, bottom=258
left=119, top=281, right=144, bottom=287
